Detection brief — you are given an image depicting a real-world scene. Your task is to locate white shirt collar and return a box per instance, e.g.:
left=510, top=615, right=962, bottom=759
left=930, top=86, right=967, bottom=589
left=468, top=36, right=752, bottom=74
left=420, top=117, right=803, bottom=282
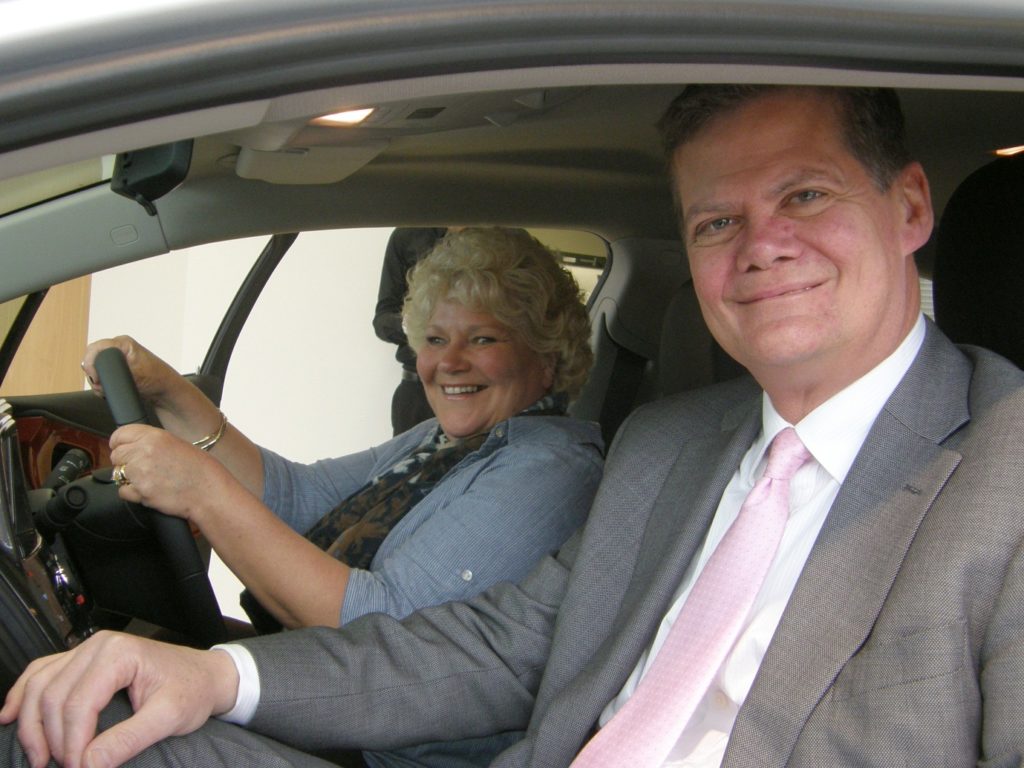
left=756, top=314, right=927, bottom=483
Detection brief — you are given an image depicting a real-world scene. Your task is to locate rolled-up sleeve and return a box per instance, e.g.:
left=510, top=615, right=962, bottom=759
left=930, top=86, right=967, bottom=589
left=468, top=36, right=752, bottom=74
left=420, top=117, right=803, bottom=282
left=260, top=446, right=376, bottom=535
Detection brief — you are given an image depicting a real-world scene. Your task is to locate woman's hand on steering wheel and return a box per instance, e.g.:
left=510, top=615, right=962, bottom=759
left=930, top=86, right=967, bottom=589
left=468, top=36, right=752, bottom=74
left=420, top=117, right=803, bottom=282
left=109, top=425, right=233, bottom=527
left=82, top=336, right=183, bottom=409
left=92, top=346, right=227, bottom=647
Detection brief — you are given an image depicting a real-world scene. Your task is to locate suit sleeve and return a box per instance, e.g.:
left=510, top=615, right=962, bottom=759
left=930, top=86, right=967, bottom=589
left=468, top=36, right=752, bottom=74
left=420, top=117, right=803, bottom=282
left=237, top=534, right=580, bottom=752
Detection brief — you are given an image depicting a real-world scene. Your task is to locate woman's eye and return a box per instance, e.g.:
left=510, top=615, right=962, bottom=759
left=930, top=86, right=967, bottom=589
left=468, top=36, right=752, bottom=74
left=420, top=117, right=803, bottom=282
left=425, top=336, right=446, bottom=346
left=472, top=336, right=497, bottom=345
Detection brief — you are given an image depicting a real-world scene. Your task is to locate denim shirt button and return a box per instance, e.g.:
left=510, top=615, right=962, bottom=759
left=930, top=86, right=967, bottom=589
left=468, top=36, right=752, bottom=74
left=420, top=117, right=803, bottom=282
left=460, top=569, right=473, bottom=582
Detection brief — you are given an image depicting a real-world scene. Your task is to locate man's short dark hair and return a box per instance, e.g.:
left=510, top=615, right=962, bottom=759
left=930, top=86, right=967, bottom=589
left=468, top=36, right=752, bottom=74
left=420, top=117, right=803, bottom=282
left=657, top=85, right=911, bottom=191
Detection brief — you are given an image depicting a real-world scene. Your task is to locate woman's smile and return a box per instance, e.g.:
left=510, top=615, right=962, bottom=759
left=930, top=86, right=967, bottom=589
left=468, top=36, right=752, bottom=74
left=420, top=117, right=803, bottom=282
left=417, top=300, right=553, bottom=439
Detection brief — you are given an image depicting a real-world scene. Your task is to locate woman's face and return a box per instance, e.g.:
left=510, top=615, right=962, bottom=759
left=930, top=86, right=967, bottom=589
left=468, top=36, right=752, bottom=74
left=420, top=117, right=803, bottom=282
left=416, top=299, right=554, bottom=439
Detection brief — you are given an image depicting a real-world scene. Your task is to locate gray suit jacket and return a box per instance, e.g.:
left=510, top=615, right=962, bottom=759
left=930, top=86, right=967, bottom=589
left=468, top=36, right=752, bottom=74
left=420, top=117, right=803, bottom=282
left=240, top=321, right=1024, bottom=767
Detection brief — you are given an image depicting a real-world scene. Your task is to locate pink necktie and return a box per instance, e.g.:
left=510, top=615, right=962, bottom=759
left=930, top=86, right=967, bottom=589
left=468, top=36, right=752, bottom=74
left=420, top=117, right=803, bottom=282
left=572, top=427, right=811, bottom=768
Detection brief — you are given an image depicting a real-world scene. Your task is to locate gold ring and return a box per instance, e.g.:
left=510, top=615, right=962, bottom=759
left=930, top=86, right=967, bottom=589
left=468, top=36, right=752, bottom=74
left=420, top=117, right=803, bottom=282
left=112, top=463, right=131, bottom=487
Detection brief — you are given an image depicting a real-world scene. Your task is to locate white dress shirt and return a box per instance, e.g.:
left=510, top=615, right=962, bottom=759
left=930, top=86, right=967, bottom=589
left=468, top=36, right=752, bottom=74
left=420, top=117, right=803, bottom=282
left=217, top=316, right=926, bottom=745
left=596, top=315, right=926, bottom=766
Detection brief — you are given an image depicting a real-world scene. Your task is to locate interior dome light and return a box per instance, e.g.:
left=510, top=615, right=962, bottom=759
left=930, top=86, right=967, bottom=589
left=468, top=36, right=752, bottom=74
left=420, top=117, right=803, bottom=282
left=316, top=108, right=375, bottom=126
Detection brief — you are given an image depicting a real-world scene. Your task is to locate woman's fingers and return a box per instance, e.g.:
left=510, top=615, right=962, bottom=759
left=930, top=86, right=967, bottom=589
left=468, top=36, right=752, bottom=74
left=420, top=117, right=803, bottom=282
left=109, top=426, right=225, bottom=521
left=82, top=337, right=137, bottom=396
left=83, top=336, right=181, bottom=405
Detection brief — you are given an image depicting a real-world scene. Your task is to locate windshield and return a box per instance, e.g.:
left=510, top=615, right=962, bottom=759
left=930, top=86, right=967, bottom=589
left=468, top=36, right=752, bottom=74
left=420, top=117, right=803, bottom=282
left=0, top=156, right=114, bottom=386
left=0, top=156, right=113, bottom=218
left=0, top=298, right=27, bottom=345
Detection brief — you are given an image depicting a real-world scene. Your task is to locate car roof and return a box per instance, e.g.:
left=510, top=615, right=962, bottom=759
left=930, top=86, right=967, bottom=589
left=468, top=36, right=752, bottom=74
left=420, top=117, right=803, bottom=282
left=1, top=0, right=1024, bottom=300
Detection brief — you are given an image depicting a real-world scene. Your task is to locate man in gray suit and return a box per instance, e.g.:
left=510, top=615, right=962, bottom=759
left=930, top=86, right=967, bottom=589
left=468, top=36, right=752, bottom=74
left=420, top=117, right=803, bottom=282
left=3, top=85, right=1023, bottom=768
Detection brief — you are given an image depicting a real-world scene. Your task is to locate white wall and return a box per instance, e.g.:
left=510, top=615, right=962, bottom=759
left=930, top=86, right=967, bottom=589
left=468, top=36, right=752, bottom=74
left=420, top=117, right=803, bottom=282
left=89, top=228, right=397, bottom=618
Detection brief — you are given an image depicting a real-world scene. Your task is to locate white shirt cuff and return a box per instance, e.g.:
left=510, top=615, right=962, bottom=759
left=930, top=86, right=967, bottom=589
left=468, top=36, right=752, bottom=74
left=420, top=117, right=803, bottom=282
left=211, top=643, right=261, bottom=725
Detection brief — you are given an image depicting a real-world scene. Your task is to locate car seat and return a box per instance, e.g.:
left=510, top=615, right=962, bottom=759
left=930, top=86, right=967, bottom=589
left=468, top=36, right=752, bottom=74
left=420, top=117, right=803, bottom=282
left=644, top=280, right=746, bottom=400
left=933, top=154, right=1024, bottom=369
left=571, top=247, right=747, bottom=446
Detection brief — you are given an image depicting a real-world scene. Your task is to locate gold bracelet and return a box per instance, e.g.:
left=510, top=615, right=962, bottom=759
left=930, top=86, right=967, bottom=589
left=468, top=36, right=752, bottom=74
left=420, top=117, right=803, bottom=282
left=193, top=411, right=228, bottom=452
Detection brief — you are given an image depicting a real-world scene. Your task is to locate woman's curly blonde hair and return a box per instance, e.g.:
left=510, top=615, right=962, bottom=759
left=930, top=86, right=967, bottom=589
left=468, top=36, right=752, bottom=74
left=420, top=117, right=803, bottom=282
left=403, top=227, right=594, bottom=400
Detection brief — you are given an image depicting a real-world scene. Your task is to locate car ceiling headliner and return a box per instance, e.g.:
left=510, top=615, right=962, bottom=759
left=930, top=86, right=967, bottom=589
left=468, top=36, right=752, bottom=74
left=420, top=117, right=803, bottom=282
left=158, top=79, right=1024, bottom=248
left=2, top=1, right=1024, bottom=299
left=4, top=0, right=1024, bottom=161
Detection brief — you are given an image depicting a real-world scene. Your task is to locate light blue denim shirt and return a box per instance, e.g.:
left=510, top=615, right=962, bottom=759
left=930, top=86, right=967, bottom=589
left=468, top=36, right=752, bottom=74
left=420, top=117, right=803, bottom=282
left=260, top=414, right=603, bottom=626
left=259, top=415, right=603, bottom=768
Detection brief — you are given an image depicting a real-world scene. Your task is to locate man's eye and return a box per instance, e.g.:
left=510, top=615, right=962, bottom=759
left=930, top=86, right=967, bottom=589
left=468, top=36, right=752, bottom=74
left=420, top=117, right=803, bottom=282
left=425, top=336, right=446, bottom=346
left=790, top=189, right=825, bottom=204
left=693, top=216, right=735, bottom=241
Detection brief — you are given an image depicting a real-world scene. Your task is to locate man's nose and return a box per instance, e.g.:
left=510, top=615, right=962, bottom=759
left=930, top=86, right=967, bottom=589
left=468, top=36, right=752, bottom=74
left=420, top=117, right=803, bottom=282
left=736, top=215, right=797, bottom=271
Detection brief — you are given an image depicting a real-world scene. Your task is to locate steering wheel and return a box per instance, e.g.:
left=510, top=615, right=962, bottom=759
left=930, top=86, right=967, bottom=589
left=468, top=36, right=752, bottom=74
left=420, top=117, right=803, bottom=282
left=93, top=347, right=226, bottom=647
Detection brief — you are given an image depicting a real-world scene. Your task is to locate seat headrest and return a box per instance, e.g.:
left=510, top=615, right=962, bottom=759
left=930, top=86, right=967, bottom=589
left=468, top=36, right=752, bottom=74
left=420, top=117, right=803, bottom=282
left=933, top=154, right=1024, bottom=369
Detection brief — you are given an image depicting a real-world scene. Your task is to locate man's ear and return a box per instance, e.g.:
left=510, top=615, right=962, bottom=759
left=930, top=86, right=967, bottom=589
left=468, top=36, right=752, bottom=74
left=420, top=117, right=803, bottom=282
left=896, top=161, right=934, bottom=256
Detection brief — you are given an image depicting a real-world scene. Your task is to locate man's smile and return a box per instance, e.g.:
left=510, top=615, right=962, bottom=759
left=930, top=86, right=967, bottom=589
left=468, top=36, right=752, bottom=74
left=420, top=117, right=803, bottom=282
left=736, top=281, right=823, bottom=305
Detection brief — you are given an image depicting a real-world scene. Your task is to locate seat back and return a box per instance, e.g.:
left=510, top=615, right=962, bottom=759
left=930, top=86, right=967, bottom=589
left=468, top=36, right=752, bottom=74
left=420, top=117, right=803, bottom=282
left=933, top=155, right=1024, bottom=369
left=571, top=240, right=746, bottom=446
left=644, top=280, right=746, bottom=400
left=570, top=238, right=691, bottom=445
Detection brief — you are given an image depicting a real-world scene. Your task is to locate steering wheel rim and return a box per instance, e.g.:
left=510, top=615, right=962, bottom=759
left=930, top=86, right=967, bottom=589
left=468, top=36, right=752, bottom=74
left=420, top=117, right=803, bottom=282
left=93, top=347, right=226, bottom=646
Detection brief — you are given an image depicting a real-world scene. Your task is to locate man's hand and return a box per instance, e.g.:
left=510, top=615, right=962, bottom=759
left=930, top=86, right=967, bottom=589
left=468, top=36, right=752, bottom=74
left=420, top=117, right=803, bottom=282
left=0, top=631, right=239, bottom=768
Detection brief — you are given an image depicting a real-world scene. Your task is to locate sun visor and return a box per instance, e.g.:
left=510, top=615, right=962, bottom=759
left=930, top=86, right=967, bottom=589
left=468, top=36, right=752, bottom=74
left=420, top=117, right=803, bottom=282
left=235, top=142, right=388, bottom=184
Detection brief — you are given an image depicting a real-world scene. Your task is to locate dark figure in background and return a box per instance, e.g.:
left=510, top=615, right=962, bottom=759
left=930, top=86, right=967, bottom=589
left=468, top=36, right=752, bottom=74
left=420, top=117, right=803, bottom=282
left=373, top=227, right=448, bottom=434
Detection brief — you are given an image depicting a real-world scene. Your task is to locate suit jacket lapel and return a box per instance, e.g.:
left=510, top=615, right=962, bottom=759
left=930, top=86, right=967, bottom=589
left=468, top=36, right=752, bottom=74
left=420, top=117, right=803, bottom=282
left=726, top=324, right=973, bottom=767
left=530, top=387, right=762, bottom=761
left=613, top=402, right=761, bottom=662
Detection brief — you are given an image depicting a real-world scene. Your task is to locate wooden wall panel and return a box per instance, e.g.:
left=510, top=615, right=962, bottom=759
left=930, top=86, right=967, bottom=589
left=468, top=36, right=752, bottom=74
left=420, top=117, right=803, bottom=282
left=0, top=276, right=91, bottom=396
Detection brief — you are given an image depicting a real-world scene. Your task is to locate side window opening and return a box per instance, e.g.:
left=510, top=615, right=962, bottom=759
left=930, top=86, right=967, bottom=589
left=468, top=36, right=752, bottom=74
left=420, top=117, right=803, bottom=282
left=919, top=277, right=935, bottom=320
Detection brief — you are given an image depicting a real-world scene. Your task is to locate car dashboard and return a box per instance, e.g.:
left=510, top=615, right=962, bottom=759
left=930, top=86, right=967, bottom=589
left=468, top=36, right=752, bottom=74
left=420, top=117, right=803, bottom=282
left=0, top=400, right=94, bottom=693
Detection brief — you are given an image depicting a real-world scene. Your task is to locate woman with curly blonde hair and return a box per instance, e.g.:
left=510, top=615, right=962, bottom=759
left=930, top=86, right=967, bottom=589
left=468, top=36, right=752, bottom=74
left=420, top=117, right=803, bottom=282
left=80, top=226, right=603, bottom=768
left=405, top=226, right=594, bottom=404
